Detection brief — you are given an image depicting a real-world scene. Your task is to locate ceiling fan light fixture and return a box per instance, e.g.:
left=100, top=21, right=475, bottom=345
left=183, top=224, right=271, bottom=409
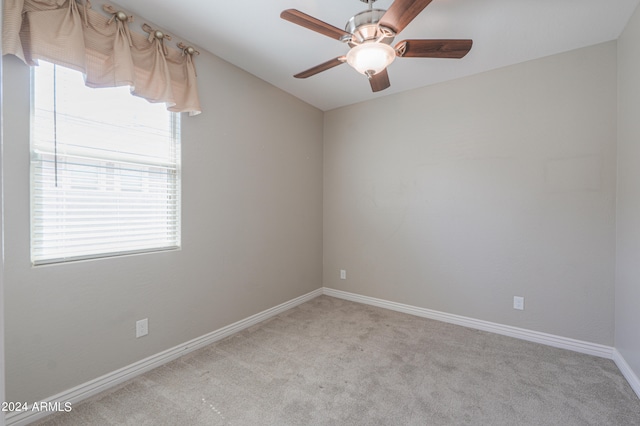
left=346, top=42, right=396, bottom=76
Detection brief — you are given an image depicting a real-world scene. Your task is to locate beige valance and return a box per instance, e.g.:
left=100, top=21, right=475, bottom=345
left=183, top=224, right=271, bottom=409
left=2, top=0, right=202, bottom=115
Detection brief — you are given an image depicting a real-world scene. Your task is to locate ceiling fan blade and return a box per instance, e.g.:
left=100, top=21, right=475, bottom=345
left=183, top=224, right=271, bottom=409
left=369, top=69, right=391, bottom=92
left=281, top=9, right=351, bottom=41
left=294, top=57, right=346, bottom=79
left=379, top=0, right=434, bottom=34
left=396, top=39, right=473, bottom=58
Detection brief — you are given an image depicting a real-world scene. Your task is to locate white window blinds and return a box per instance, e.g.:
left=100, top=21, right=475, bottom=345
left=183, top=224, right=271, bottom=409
left=31, top=62, right=181, bottom=265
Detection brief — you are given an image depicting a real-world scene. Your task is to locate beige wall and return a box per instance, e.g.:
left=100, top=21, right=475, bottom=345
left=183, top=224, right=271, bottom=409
left=1, top=4, right=6, bottom=423
left=2, top=50, right=324, bottom=402
left=616, top=4, right=640, bottom=378
left=324, top=42, right=617, bottom=345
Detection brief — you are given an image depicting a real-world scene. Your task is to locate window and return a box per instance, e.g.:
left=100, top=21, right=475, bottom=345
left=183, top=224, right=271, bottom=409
left=31, top=62, right=181, bottom=265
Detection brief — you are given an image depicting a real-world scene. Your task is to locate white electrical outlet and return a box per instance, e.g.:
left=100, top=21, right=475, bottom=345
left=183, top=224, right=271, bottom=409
left=340, top=269, right=347, bottom=280
left=136, top=318, right=148, bottom=338
left=513, top=296, right=524, bottom=311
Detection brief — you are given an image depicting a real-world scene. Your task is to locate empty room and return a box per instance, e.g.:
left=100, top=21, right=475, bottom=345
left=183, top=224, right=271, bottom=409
left=2, top=0, right=640, bottom=424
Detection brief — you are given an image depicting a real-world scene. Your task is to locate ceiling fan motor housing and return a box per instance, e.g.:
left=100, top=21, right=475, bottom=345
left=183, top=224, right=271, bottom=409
left=345, top=9, right=396, bottom=46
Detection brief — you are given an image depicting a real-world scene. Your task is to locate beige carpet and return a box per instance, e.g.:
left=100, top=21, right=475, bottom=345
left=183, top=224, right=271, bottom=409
left=36, top=295, right=640, bottom=425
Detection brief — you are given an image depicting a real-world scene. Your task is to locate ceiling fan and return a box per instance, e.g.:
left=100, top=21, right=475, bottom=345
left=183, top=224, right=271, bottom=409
left=280, top=0, right=472, bottom=92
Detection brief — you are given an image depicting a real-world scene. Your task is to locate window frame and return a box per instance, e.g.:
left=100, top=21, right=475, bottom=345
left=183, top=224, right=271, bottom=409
left=30, top=62, right=182, bottom=266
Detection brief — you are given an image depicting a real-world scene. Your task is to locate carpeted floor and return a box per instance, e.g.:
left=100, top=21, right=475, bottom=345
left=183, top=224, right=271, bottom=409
left=36, top=295, right=640, bottom=425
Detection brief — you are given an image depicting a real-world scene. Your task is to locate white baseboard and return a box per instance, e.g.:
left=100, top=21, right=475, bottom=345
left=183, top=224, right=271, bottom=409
left=6, top=288, right=323, bottom=426
left=323, top=288, right=615, bottom=359
left=613, top=348, right=640, bottom=399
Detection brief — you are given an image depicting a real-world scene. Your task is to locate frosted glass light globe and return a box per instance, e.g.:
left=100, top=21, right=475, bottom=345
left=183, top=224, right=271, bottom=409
left=346, top=42, right=396, bottom=76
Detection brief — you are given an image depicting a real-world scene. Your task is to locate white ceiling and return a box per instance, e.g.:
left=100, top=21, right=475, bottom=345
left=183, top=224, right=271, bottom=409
left=119, top=0, right=639, bottom=111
